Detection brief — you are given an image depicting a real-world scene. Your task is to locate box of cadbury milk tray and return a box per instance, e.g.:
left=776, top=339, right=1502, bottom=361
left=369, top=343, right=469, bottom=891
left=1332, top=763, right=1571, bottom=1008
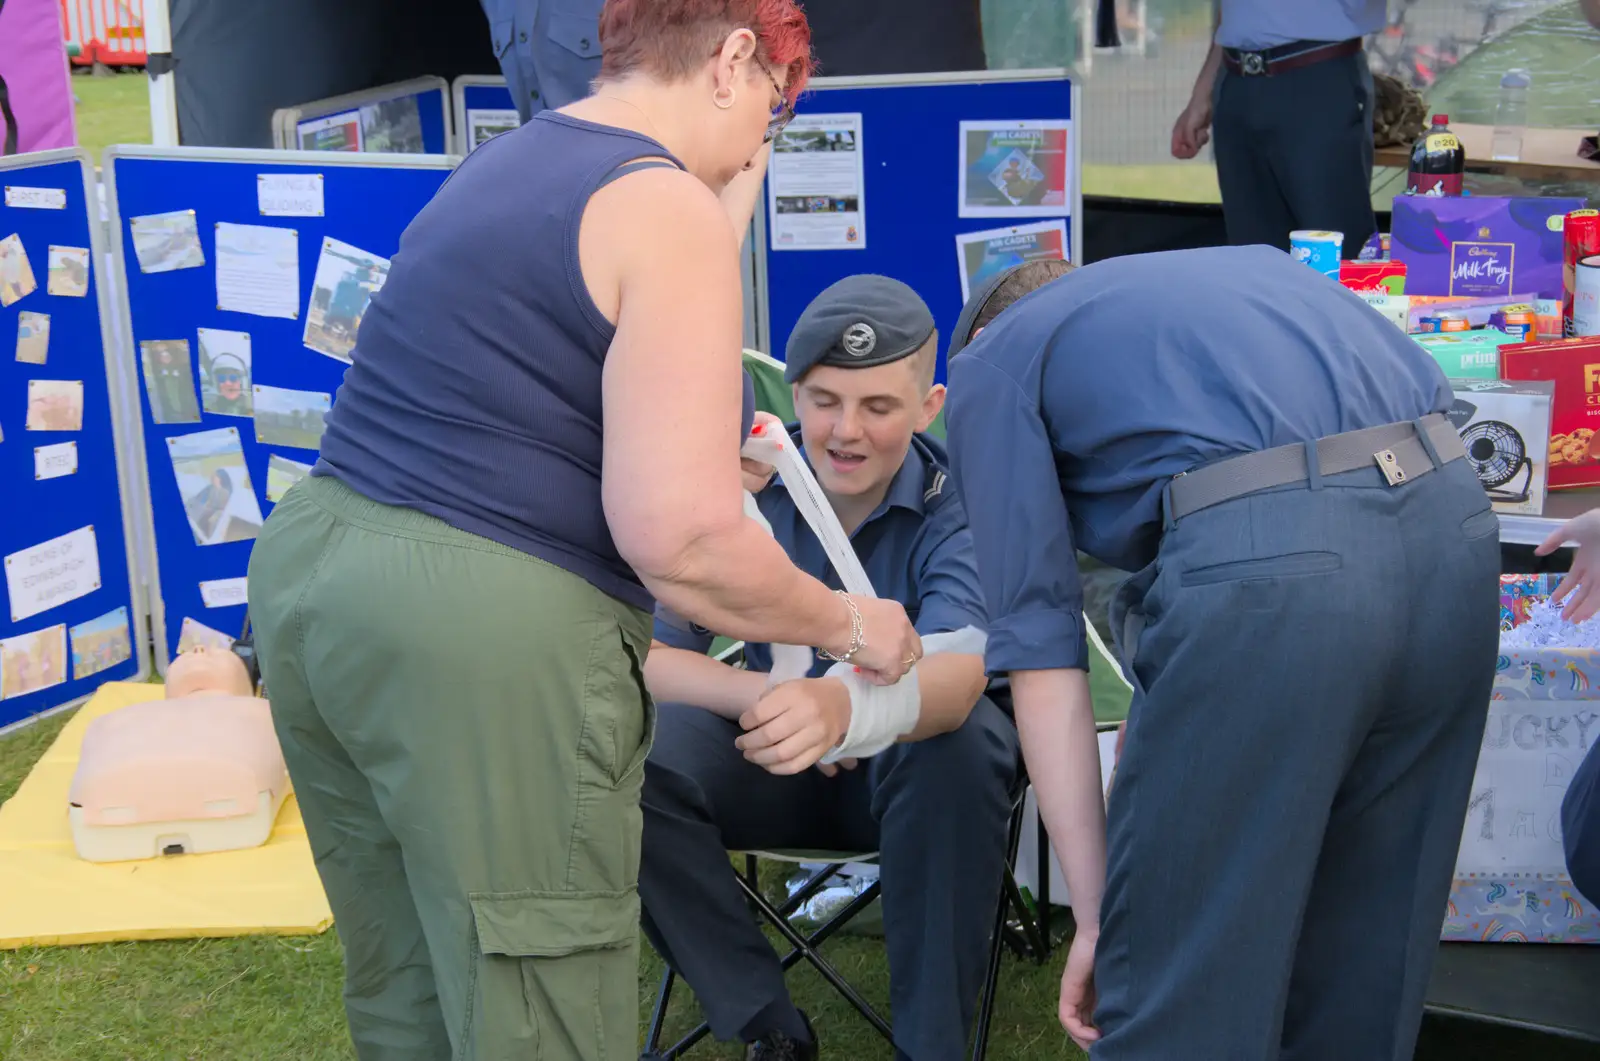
left=1392, top=196, right=1585, bottom=300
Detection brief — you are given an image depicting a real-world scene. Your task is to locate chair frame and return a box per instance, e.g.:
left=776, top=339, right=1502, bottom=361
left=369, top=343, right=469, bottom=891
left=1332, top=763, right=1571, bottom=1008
left=639, top=760, right=1051, bottom=1060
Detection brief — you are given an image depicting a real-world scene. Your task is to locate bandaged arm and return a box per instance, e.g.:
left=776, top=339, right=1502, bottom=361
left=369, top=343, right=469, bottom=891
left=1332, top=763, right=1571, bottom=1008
left=819, top=625, right=988, bottom=763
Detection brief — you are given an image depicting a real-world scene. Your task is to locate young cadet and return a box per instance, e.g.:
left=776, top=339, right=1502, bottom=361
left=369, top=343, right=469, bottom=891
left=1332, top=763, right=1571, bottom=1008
left=943, top=247, right=1502, bottom=1061
left=640, top=274, right=1019, bottom=1061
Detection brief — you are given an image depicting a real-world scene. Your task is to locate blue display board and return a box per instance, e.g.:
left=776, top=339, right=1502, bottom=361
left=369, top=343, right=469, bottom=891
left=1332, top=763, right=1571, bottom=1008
left=759, top=71, right=1081, bottom=384
left=451, top=76, right=519, bottom=155
left=0, top=150, right=146, bottom=730
left=104, top=147, right=456, bottom=673
left=275, top=77, right=453, bottom=156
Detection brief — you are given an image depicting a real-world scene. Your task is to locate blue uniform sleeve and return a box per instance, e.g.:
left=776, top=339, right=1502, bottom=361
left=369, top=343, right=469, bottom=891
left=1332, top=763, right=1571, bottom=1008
left=946, top=356, right=1088, bottom=673
left=910, top=500, right=990, bottom=640
left=652, top=603, right=716, bottom=656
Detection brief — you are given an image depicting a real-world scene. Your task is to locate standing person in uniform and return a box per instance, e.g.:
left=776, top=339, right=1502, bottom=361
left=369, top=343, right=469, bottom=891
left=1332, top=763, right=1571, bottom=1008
left=477, top=0, right=605, bottom=123
left=639, top=275, right=1018, bottom=1061
left=1171, top=1, right=1385, bottom=260
left=943, top=247, right=1502, bottom=1060
left=245, top=4, right=923, bottom=1060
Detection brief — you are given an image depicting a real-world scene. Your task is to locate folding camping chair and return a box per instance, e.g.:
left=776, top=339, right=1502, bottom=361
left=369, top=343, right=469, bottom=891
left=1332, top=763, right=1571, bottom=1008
left=638, top=641, right=1052, bottom=1061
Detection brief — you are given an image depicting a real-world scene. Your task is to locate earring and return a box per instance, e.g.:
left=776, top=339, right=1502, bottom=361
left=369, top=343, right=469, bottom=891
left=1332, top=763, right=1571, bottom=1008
left=714, top=87, right=736, bottom=110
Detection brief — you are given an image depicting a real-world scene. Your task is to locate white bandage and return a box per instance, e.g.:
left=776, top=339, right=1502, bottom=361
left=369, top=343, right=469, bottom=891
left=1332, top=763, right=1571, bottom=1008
left=819, top=625, right=988, bottom=763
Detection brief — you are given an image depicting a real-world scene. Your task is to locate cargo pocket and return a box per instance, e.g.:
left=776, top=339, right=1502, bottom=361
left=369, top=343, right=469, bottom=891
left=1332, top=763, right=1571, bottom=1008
left=580, top=626, right=656, bottom=790
left=467, top=890, right=639, bottom=1060
left=547, top=10, right=601, bottom=61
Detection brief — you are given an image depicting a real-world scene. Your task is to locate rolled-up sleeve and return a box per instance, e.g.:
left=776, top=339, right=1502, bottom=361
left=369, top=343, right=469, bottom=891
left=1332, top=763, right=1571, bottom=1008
left=652, top=603, right=715, bottom=655
left=910, top=504, right=988, bottom=639
left=946, top=355, right=1087, bottom=673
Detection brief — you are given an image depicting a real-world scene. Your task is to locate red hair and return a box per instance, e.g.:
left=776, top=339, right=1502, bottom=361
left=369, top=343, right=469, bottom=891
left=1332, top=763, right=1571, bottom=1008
left=598, top=0, right=814, bottom=104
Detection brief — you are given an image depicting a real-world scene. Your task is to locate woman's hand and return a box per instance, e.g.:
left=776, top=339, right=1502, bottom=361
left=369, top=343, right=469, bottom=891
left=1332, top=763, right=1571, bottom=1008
left=1536, top=510, right=1600, bottom=622
left=837, top=595, right=923, bottom=685
left=740, top=411, right=783, bottom=493
left=736, top=677, right=852, bottom=775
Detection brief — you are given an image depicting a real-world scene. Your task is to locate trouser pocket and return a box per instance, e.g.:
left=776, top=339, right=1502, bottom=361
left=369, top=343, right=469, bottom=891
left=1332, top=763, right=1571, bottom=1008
left=466, top=891, right=640, bottom=1061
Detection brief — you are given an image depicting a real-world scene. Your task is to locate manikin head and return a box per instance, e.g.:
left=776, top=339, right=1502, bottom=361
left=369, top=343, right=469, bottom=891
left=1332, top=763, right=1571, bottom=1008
left=166, top=644, right=254, bottom=699
left=593, top=0, right=814, bottom=191
left=783, top=275, right=945, bottom=518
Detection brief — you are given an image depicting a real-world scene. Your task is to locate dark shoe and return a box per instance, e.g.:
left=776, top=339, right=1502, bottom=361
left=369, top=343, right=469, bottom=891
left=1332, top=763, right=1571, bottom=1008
left=744, top=1010, right=817, bottom=1060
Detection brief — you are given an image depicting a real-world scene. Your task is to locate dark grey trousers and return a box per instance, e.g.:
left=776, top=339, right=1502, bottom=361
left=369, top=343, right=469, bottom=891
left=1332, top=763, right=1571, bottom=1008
left=638, top=696, right=1019, bottom=1061
left=1212, top=50, right=1378, bottom=260
left=1092, top=455, right=1502, bottom=1061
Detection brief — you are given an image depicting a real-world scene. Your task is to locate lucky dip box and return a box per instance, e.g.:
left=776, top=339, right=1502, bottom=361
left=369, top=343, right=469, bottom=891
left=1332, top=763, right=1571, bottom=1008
left=1444, top=575, right=1600, bottom=944
left=1500, top=335, right=1600, bottom=490
left=1392, top=195, right=1585, bottom=301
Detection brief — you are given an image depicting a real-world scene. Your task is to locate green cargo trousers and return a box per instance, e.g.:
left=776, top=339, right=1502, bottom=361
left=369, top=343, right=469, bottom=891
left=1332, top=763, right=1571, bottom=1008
left=246, top=474, right=654, bottom=1061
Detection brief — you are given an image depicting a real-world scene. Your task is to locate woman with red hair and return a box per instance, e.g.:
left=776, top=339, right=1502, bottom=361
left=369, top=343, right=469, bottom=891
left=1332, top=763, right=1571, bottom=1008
left=246, top=3, right=922, bottom=1059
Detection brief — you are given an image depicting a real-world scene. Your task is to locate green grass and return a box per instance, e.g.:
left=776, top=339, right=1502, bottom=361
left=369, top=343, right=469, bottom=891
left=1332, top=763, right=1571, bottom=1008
left=69, top=70, right=152, bottom=160
left=0, top=711, right=1085, bottom=1060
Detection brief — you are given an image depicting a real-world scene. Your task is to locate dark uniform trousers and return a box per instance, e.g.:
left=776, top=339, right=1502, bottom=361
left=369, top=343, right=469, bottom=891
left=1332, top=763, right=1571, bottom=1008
left=1092, top=456, right=1502, bottom=1061
left=639, top=696, right=1020, bottom=1061
left=1212, top=49, right=1378, bottom=260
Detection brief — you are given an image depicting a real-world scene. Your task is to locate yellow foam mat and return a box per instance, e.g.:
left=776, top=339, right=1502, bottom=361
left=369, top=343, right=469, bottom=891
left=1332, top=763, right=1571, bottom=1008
left=0, top=681, right=332, bottom=950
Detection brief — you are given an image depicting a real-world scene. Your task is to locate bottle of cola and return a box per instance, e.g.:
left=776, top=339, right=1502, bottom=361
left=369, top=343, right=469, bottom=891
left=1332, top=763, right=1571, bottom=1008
left=1406, top=114, right=1465, bottom=197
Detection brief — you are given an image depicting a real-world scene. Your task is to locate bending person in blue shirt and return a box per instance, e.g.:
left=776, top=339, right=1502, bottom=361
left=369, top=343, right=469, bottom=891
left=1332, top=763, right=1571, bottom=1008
left=641, top=274, right=1019, bottom=1061
left=944, top=248, right=1501, bottom=1060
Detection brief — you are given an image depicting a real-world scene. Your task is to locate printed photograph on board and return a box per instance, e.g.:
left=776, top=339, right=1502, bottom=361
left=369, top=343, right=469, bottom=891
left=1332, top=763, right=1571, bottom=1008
left=265, top=453, right=315, bottom=503
left=70, top=607, right=133, bottom=680
left=46, top=245, right=90, bottom=297
left=303, top=237, right=390, bottom=363
left=198, top=328, right=254, bottom=417
left=954, top=221, right=1069, bottom=303
left=0, top=233, right=38, bottom=306
left=167, top=427, right=265, bottom=546
left=0, top=624, right=68, bottom=700
left=139, top=339, right=203, bottom=424
left=958, top=120, right=1073, bottom=219
left=25, top=379, right=84, bottom=432
left=253, top=385, right=331, bottom=450
left=15, top=311, right=49, bottom=364
left=176, top=616, right=236, bottom=654
left=129, top=209, right=206, bottom=274
left=358, top=96, right=426, bottom=153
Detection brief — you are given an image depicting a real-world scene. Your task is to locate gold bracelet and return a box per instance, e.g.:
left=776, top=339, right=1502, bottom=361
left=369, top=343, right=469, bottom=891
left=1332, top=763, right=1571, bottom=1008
left=818, top=590, right=865, bottom=663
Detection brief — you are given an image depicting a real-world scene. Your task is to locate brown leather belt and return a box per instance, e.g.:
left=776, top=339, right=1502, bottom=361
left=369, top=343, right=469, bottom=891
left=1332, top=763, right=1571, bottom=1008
left=1223, top=37, right=1362, bottom=77
left=1166, top=414, right=1466, bottom=523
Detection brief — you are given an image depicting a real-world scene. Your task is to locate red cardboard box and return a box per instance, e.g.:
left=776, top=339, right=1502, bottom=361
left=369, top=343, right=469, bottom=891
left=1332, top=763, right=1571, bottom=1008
left=1499, top=335, right=1600, bottom=489
left=1339, top=260, right=1407, bottom=294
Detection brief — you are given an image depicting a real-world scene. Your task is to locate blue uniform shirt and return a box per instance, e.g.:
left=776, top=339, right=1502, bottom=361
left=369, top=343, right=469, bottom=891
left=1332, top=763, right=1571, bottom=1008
left=945, top=245, right=1454, bottom=674
left=1215, top=0, right=1386, bottom=50
left=654, top=427, right=987, bottom=676
left=479, top=0, right=603, bottom=123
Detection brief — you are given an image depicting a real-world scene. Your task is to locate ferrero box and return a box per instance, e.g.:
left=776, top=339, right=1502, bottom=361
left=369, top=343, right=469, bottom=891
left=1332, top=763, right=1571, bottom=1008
left=1500, top=335, right=1600, bottom=490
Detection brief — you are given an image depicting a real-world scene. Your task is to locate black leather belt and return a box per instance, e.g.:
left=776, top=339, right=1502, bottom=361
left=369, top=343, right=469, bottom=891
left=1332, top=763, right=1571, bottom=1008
left=1166, top=414, right=1466, bottom=522
left=1223, top=37, right=1362, bottom=77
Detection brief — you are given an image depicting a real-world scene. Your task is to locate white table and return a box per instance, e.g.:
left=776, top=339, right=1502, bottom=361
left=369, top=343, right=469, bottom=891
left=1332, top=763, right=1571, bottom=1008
left=1498, top=488, right=1600, bottom=546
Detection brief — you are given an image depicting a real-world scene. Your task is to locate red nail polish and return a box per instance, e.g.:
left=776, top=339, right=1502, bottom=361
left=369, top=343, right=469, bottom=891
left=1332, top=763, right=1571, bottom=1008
left=853, top=666, right=861, bottom=673
left=751, top=423, right=765, bottom=435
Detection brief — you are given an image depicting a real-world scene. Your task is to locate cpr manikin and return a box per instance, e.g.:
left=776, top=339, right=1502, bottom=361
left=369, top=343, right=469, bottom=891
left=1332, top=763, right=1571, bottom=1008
left=68, top=645, right=290, bottom=863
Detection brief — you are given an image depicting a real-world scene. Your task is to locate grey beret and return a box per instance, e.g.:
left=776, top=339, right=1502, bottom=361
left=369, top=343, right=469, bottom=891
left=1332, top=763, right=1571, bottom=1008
left=783, top=274, right=936, bottom=384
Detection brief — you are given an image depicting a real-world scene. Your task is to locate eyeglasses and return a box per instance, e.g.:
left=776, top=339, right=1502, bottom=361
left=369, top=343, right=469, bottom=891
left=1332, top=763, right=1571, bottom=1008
left=754, top=55, right=795, bottom=144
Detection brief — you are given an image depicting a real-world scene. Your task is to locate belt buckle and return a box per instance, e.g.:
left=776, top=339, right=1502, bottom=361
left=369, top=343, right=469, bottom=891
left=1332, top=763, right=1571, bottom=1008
left=1239, top=51, right=1267, bottom=76
left=1374, top=448, right=1407, bottom=486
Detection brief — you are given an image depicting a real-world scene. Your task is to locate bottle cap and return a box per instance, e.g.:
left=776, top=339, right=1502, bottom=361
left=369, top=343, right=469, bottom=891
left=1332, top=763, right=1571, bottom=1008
left=1434, top=114, right=1449, bottom=124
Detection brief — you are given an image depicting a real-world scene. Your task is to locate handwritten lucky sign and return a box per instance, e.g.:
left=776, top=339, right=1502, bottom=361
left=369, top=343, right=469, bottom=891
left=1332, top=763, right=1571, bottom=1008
left=4, top=525, right=102, bottom=623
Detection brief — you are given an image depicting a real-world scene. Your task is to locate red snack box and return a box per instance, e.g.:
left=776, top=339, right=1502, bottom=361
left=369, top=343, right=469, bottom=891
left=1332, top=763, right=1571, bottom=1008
left=1339, top=260, right=1407, bottom=294
left=1500, top=335, right=1600, bottom=489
